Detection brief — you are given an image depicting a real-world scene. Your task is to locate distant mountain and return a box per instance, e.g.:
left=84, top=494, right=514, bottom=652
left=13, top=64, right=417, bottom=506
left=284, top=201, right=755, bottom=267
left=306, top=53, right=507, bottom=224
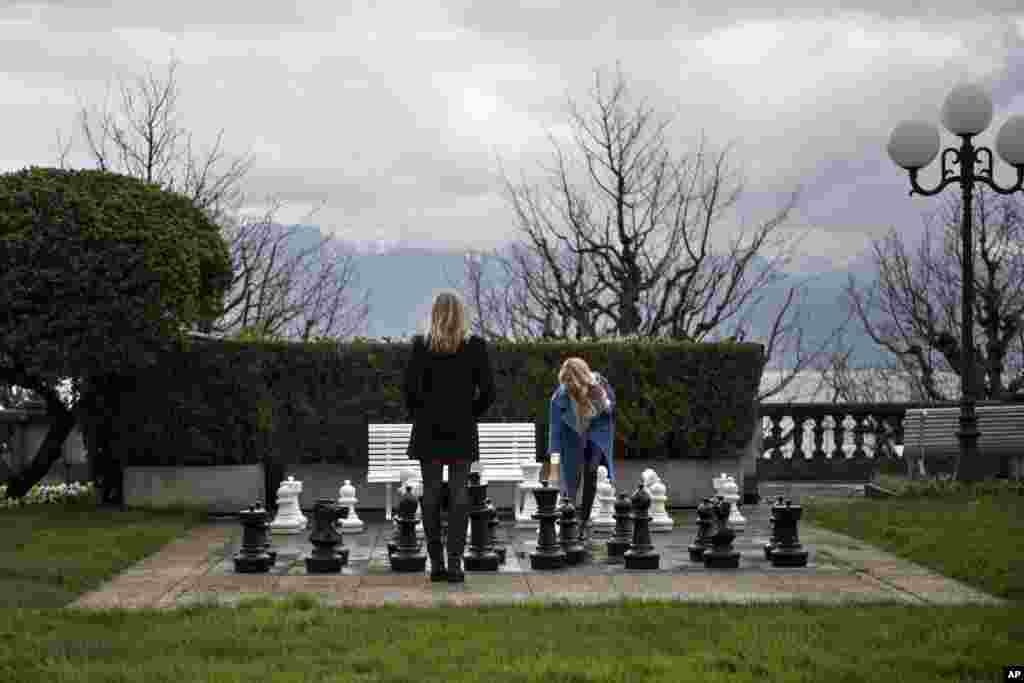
left=272, top=224, right=890, bottom=365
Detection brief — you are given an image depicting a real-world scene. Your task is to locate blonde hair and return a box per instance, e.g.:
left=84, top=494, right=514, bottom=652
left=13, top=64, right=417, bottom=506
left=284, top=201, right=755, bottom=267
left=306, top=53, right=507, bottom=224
left=426, top=290, right=470, bottom=354
left=559, top=357, right=598, bottom=421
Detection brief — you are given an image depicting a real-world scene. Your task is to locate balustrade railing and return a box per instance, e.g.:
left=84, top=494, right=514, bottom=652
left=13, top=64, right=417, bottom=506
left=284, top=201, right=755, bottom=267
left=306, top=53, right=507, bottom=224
left=756, top=399, right=1023, bottom=481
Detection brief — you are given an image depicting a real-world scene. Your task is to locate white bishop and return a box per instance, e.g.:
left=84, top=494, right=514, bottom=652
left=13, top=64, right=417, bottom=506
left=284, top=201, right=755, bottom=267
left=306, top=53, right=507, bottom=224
left=337, top=479, right=364, bottom=533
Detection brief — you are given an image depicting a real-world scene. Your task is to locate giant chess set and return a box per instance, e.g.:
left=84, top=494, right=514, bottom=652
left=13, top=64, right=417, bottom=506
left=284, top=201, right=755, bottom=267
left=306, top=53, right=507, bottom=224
left=225, top=464, right=810, bottom=576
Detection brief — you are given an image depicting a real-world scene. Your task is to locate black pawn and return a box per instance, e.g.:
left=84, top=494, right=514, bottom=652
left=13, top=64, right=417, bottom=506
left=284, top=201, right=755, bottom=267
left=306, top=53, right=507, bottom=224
left=606, top=493, right=633, bottom=561
left=624, top=481, right=659, bottom=570
left=703, top=497, right=740, bottom=569
left=234, top=504, right=274, bottom=573
left=558, top=498, right=586, bottom=565
left=390, top=485, right=427, bottom=572
left=769, top=499, right=809, bottom=567
left=464, top=472, right=500, bottom=571
left=530, top=480, right=566, bottom=570
left=688, top=498, right=715, bottom=562
left=764, top=496, right=785, bottom=560
left=305, top=498, right=349, bottom=573
left=485, top=497, right=506, bottom=564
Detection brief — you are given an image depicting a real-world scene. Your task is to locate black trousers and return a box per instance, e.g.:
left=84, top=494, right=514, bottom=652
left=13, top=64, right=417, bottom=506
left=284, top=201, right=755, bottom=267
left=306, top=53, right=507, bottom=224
left=420, top=461, right=471, bottom=558
left=573, top=441, right=604, bottom=525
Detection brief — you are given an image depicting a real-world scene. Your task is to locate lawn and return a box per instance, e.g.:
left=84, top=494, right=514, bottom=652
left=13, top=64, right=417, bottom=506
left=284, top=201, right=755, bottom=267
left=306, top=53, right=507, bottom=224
left=0, top=479, right=1020, bottom=683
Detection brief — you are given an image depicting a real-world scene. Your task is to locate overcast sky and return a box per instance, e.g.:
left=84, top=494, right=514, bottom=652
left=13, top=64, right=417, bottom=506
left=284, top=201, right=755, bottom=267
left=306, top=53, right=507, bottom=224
left=3, top=0, right=1023, bottom=280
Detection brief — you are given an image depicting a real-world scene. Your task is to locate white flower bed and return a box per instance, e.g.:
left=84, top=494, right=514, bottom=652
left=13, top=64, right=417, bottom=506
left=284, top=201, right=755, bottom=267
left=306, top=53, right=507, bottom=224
left=0, top=481, right=94, bottom=509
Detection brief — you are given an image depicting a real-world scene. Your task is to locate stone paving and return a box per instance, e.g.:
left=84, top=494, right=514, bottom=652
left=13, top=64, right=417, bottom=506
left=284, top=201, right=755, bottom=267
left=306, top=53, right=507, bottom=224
left=64, top=484, right=1006, bottom=611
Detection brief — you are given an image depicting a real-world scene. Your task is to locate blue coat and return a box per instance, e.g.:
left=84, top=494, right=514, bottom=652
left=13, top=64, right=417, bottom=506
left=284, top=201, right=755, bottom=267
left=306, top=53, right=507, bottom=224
left=548, top=372, right=616, bottom=492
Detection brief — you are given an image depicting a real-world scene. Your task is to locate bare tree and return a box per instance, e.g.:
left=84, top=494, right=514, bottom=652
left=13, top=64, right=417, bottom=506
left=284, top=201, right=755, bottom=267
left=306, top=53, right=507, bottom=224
left=212, top=200, right=372, bottom=342
left=51, top=55, right=372, bottom=344
left=835, top=187, right=1024, bottom=480
left=842, top=187, right=1024, bottom=404
left=443, top=64, right=842, bottom=402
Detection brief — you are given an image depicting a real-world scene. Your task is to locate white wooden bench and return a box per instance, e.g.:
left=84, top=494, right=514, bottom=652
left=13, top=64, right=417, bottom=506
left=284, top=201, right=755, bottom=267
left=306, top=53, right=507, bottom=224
left=901, top=404, right=1024, bottom=478
left=368, top=422, right=536, bottom=519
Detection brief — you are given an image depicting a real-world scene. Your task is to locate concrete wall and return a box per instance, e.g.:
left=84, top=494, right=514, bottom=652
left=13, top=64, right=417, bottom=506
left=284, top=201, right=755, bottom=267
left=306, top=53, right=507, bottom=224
left=124, top=465, right=264, bottom=514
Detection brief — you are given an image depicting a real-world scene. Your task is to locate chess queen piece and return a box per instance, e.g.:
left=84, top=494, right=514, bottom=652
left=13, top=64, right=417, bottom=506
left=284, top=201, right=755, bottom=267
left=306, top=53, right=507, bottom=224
left=606, top=493, right=634, bottom=561
left=464, top=471, right=499, bottom=571
left=648, top=473, right=674, bottom=532
left=624, top=481, right=660, bottom=570
left=270, top=477, right=306, bottom=535
left=764, top=496, right=785, bottom=560
left=337, top=479, right=365, bottom=533
left=769, top=499, right=809, bottom=567
left=516, top=459, right=543, bottom=529
left=305, top=498, right=349, bottom=573
left=530, top=480, right=566, bottom=570
left=688, top=497, right=715, bottom=562
left=485, top=497, right=506, bottom=564
left=558, top=498, right=586, bottom=565
left=721, top=474, right=746, bottom=530
left=234, top=503, right=275, bottom=573
left=592, top=466, right=617, bottom=535
left=390, top=485, right=427, bottom=572
left=703, top=497, right=740, bottom=569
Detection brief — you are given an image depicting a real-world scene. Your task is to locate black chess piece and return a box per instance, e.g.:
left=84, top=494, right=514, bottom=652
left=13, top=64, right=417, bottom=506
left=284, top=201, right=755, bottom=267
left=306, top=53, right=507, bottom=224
left=559, top=498, right=586, bottom=565
left=606, top=493, right=633, bottom=561
left=485, top=497, right=506, bottom=564
left=764, top=496, right=785, bottom=560
left=688, top=497, right=715, bottom=562
left=703, top=497, right=740, bottom=569
left=530, top=480, right=566, bottom=570
left=234, top=504, right=274, bottom=573
left=769, top=499, right=809, bottom=567
left=258, top=500, right=278, bottom=565
left=390, top=485, right=428, bottom=572
left=624, top=481, right=660, bottom=570
left=464, top=471, right=500, bottom=571
left=305, top=498, right=349, bottom=573
left=389, top=485, right=424, bottom=555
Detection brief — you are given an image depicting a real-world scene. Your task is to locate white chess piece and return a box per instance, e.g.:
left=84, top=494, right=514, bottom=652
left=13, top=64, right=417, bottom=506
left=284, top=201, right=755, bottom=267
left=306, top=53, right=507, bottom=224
left=712, top=472, right=729, bottom=499
left=270, top=475, right=306, bottom=534
left=336, top=479, right=364, bottom=533
left=721, top=474, right=746, bottom=529
left=516, top=459, right=543, bottom=529
left=641, top=468, right=657, bottom=496
left=648, top=473, right=674, bottom=532
left=592, top=465, right=616, bottom=533
left=293, top=477, right=308, bottom=527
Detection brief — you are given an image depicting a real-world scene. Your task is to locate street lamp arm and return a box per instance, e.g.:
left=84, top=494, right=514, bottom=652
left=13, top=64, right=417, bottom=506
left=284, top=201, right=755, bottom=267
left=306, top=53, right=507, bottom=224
left=907, top=166, right=960, bottom=197
left=973, top=147, right=1024, bottom=194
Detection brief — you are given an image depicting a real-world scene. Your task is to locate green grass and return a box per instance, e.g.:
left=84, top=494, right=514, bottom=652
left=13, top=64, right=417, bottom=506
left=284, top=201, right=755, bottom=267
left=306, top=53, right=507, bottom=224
left=0, top=484, right=1020, bottom=682
left=803, top=476, right=1024, bottom=602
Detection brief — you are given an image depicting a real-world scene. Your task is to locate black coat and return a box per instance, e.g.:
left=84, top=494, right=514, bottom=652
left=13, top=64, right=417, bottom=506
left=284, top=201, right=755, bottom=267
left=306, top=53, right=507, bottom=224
left=403, top=333, right=497, bottom=462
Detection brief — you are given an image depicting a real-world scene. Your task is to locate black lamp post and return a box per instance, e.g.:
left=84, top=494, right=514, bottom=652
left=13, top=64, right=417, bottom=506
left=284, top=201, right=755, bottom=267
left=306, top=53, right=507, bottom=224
left=887, top=83, right=1024, bottom=481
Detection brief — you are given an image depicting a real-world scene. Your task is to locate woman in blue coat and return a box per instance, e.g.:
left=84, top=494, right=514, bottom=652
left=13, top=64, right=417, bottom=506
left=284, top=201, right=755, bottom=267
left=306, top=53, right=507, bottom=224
left=548, top=357, right=616, bottom=541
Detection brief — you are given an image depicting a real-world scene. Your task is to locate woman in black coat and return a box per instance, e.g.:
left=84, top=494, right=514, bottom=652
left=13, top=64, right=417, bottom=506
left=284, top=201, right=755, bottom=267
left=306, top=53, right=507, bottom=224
left=403, top=291, right=496, bottom=582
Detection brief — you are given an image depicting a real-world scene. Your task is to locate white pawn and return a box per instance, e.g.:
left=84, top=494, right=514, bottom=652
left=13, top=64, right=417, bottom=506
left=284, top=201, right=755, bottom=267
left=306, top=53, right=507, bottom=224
left=721, top=474, right=746, bottom=529
left=270, top=475, right=305, bottom=534
left=592, top=465, right=616, bottom=533
left=516, top=459, right=542, bottom=529
left=336, top=479, right=364, bottom=533
left=648, top=472, right=674, bottom=532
